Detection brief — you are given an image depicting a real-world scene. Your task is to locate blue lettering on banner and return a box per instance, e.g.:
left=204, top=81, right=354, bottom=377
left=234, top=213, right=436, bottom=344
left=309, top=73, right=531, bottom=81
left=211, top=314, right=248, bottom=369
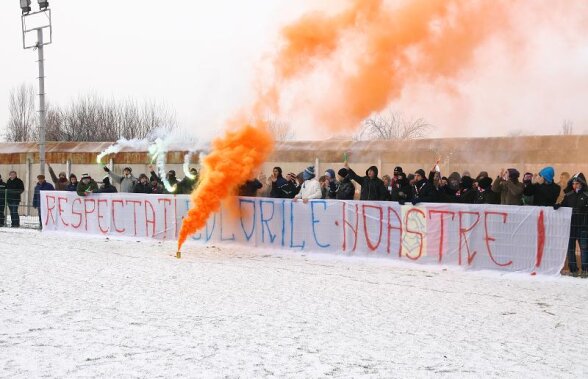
left=260, top=200, right=277, bottom=243
left=310, top=200, right=330, bottom=248
left=281, top=200, right=286, bottom=247
left=220, top=206, right=235, bottom=241
left=239, top=199, right=256, bottom=241
left=205, top=213, right=216, bottom=242
left=289, top=201, right=306, bottom=250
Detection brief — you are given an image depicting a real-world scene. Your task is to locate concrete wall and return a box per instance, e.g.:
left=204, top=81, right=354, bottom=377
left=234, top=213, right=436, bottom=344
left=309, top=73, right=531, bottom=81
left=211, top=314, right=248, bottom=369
left=1, top=135, right=586, bottom=204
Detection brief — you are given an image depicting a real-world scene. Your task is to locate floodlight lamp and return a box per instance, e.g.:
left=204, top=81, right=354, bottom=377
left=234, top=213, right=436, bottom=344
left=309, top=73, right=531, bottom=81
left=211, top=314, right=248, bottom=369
left=20, top=0, right=32, bottom=14
left=38, top=0, right=49, bottom=10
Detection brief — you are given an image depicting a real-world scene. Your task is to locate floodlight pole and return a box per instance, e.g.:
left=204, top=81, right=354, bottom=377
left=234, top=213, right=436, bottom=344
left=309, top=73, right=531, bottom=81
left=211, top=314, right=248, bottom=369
left=37, top=28, right=46, bottom=176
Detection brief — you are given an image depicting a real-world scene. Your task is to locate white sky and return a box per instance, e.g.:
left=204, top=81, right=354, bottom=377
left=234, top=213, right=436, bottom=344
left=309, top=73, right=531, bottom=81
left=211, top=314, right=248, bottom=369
left=0, top=1, right=311, bottom=141
left=1, top=1, right=587, bottom=141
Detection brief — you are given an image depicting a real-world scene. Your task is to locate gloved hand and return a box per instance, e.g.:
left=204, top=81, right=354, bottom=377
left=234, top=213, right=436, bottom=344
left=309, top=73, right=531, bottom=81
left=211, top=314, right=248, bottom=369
left=103, top=166, right=110, bottom=173
left=412, top=199, right=419, bottom=206
left=553, top=204, right=561, bottom=210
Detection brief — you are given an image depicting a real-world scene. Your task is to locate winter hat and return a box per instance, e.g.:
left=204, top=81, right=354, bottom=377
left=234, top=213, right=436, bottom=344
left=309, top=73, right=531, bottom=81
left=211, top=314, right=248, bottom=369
left=303, top=166, right=315, bottom=181
left=475, top=171, right=489, bottom=181
left=139, top=173, right=149, bottom=180
left=69, top=173, right=77, bottom=179
left=539, top=167, right=555, bottom=184
left=123, top=167, right=132, bottom=173
left=462, top=171, right=471, bottom=177
left=394, top=166, right=403, bottom=175
left=81, top=173, right=91, bottom=180
left=58, top=171, right=67, bottom=178
left=523, top=172, right=533, bottom=182
left=507, top=168, right=520, bottom=181
left=337, top=168, right=348, bottom=178
left=415, top=169, right=426, bottom=178
left=478, top=176, right=493, bottom=190
left=37, top=174, right=46, bottom=180
left=168, top=170, right=176, bottom=177
left=325, top=169, right=336, bottom=180
left=103, top=176, right=111, bottom=185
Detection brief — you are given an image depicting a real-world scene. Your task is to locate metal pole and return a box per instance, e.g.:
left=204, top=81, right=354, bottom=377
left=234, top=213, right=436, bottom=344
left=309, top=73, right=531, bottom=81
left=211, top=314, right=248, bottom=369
left=37, top=28, right=46, bottom=176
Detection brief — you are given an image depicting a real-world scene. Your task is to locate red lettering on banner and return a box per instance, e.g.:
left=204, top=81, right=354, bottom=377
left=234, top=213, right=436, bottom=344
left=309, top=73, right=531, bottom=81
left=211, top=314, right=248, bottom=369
left=342, top=203, right=359, bottom=252
left=111, top=199, right=126, bottom=233
left=484, top=211, right=513, bottom=267
left=71, top=198, right=83, bottom=229
left=125, top=200, right=142, bottom=236
left=429, top=210, right=456, bottom=263
left=362, top=205, right=383, bottom=251
left=45, top=195, right=57, bottom=226
left=404, top=208, right=426, bottom=260
left=459, top=211, right=481, bottom=265
left=97, top=199, right=109, bottom=234
left=534, top=210, right=546, bottom=272
left=83, top=199, right=96, bottom=231
left=144, top=200, right=156, bottom=237
left=158, top=198, right=172, bottom=239
left=387, top=207, right=402, bottom=256
left=57, top=196, right=69, bottom=226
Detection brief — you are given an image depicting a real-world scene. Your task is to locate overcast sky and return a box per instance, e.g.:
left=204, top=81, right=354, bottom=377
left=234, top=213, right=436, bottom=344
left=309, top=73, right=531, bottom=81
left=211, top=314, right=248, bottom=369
left=1, top=1, right=588, bottom=141
left=0, top=1, right=312, bottom=142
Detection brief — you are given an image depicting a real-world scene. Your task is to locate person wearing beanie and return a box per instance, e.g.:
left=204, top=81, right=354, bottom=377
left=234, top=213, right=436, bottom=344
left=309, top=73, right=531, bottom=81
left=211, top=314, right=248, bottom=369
left=76, top=174, right=98, bottom=196
left=294, top=166, right=322, bottom=202
left=492, top=168, right=524, bottom=205
left=33, top=174, right=55, bottom=229
left=324, top=169, right=338, bottom=199
left=47, top=163, right=69, bottom=191
left=455, top=176, right=476, bottom=204
left=411, top=168, right=437, bottom=204
left=178, top=168, right=199, bottom=195
left=336, top=168, right=355, bottom=200
left=66, top=173, right=78, bottom=192
left=557, top=173, right=588, bottom=276
left=521, top=172, right=535, bottom=205
left=104, top=165, right=137, bottom=193
left=344, top=162, right=387, bottom=201
left=96, top=176, right=118, bottom=193
left=474, top=176, right=499, bottom=204
left=521, top=167, right=560, bottom=206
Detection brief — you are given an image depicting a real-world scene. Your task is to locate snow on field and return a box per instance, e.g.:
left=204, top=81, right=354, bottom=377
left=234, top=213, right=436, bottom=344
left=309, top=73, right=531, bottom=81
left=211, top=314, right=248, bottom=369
left=1, top=228, right=587, bottom=378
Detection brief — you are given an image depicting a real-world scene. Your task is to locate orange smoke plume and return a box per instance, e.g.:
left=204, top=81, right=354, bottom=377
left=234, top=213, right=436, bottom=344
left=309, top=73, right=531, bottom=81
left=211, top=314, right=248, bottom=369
left=177, top=125, right=273, bottom=251
left=256, top=0, right=511, bottom=134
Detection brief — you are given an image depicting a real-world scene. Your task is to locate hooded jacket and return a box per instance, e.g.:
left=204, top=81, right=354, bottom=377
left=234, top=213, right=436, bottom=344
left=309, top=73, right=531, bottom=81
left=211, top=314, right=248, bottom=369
left=524, top=167, right=560, bottom=206
left=348, top=166, right=388, bottom=201
left=560, top=173, right=588, bottom=238
left=48, top=166, right=69, bottom=191
left=491, top=173, right=523, bottom=205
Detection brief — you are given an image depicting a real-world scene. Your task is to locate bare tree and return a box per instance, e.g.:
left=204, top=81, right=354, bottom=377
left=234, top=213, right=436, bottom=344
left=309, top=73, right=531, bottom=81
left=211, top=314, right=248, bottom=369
left=357, top=109, right=432, bottom=141
left=265, top=113, right=295, bottom=141
left=5, top=85, right=178, bottom=142
left=561, top=119, right=574, bottom=135
left=5, top=84, right=36, bottom=142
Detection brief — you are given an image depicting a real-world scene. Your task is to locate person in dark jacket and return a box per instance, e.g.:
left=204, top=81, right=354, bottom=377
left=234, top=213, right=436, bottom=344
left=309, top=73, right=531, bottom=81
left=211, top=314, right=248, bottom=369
left=557, top=173, right=588, bottom=276
left=474, top=177, right=499, bottom=204
left=6, top=171, right=24, bottom=227
left=47, top=163, right=69, bottom=191
left=335, top=168, right=355, bottom=200
left=345, top=163, right=388, bottom=201
left=149, top=175, right=163, bottom=194
left=412, top=169, right=437, bottom=204
left=77, top=174, right=99, bottom=196
left=492, top=168, right=523, bottom=205
left=524, top=167, right=560, bottom=207
left=239, top=178, right=263, bottom=197
left=0, top=175, right=6, bottom=227
left=33, top=175, right=55, bottom=229
left=66, top=174, right=78, bottom=192
left=269, top=167, right=295, bottom=198
left=390, top=172, right=412, bottom=204
left=96, top=177, right=118, bottom=193
left=133, top=174, right=151, bottom=194
left=324, top=169, right=338, bottom=199
left=521, top=172, right=534, bottom=205
left=178, top=168, right=199, bottom=194
left=454, top=176, right=476, bottom=204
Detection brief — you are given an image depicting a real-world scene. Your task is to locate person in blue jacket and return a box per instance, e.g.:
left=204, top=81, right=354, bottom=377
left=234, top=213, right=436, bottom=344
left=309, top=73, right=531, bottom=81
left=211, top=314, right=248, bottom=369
left=33, top=174, right=55, bottom=230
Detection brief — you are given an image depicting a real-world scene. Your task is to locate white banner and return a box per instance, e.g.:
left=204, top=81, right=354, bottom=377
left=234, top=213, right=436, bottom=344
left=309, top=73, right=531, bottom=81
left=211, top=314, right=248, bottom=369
left=41, top=191, right=572, bottom=275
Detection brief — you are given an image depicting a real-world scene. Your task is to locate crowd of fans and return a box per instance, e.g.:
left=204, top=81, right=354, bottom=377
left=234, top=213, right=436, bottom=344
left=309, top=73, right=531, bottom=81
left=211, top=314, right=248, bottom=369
left=1, top=161, right=587, bottom=276
left=240, top=162, right=588, bottom=277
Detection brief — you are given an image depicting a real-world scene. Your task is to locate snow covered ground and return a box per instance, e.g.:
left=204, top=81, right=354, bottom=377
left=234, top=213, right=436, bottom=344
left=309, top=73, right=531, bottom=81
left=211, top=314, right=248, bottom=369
left=1, top=228, right=587, bottom=378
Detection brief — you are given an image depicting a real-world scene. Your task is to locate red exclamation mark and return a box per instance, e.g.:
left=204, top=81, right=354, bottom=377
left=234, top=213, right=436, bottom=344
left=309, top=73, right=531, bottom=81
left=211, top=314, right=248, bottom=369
left=531, top=210, right=546, bottom=276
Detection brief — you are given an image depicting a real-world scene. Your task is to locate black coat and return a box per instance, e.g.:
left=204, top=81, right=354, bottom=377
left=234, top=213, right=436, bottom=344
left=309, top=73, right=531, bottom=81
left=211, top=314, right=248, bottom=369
left=413, top=179, right=438, bottom=203
left=270, top=176, right=296, bottom=198
left=239, top=179, right=263, bottom=197
left=0, top=179, right=6, bottom=205
left=474, top=188, right=499, bottom=204
left=348, top=166, right=388, bottom=201
left=133, top=182, right=151, bottom=194
left=561, top=189, right=588, bottom=238
left=96, top=184, right=118, bottom=193
left=336, top=177, right=356, bottom=200
left=6, top=177, right=24, bottom=203
left=455, top=188, right=477, bottom=204
left=526, top=182, right=561, bottom=206
left=390, top=182, right=413, bottom=204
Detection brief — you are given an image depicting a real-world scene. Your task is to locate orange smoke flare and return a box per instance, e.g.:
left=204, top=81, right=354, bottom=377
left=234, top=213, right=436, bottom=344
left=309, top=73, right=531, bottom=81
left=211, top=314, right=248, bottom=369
left=177, top=125, right=273, bottom=251
left=256, top=0, right=511, bottom=133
